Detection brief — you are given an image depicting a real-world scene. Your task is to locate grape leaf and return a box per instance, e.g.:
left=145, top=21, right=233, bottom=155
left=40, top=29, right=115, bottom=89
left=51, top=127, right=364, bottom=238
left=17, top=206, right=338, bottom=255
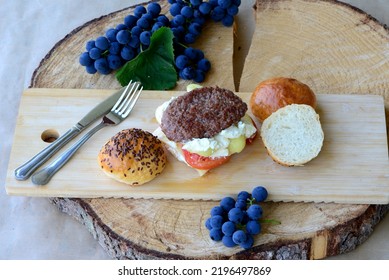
left=116, top=27, right=177, bottom=90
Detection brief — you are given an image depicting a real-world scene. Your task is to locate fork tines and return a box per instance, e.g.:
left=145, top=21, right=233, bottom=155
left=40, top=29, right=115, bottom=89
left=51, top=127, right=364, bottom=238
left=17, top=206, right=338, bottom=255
left=114, top=81, right=143, bottom=118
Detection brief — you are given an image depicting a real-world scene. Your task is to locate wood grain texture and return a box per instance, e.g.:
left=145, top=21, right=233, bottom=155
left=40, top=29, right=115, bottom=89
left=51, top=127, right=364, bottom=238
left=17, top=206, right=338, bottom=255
left=24, top=0, right=389, bottom=259
left=7, top=89, right=389, bottom=204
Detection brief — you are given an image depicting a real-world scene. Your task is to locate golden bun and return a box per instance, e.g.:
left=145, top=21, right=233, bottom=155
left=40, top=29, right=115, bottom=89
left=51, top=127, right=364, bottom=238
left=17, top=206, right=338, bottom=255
left=98, top=128, right=167, bottom=186
left=250, top=77, right=317, bottom=122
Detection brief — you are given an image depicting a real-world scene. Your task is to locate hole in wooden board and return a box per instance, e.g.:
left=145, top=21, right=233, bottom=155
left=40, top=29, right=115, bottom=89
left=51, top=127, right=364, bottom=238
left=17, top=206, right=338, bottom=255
left=41, top=129, right=59, bottom=143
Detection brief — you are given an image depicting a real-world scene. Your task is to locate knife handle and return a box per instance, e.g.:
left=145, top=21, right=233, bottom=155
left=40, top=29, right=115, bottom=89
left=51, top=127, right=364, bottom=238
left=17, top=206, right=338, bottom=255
left=14, top=125, right=82, bottom=180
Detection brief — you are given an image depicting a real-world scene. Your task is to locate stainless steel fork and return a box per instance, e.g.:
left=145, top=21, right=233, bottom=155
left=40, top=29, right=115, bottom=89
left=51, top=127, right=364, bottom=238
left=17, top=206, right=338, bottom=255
left=31, top=81, right=143, bottom=185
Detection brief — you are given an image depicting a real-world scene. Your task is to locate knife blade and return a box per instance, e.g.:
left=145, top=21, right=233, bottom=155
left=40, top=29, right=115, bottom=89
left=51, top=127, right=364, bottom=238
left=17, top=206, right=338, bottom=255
left=14, top=87, right=125, bottom=180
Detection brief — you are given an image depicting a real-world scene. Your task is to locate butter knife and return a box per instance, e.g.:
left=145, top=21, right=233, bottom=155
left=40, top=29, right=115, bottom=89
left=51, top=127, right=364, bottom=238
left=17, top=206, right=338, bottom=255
left=14, top=87, right=126, bottom=180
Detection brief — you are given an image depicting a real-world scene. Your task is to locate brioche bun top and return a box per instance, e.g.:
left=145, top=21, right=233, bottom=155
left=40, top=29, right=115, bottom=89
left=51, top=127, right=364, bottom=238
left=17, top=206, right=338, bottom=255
left=250, top=77, right=316, bottom=122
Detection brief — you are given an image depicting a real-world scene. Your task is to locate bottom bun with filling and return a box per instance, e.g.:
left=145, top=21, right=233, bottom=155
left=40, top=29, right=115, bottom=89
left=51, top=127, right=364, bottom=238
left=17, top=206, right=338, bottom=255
left=153, top=86, right=257, bottom=176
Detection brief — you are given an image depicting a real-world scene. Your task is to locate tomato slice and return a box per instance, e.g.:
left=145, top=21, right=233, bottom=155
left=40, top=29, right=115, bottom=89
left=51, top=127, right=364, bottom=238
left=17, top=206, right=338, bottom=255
left=182, top=149, right=231, bottom=170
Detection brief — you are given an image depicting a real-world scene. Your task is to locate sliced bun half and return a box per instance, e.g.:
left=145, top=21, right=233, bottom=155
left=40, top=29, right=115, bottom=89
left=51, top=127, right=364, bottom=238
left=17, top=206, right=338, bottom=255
left=260, top=104, right=324, bottom=166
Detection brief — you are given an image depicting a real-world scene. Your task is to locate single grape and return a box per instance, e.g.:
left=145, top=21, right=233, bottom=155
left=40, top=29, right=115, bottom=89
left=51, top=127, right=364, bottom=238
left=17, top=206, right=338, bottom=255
left=227, top=4, right=239, bottom=16
left=199, top=2, right=212, bottom=15
left=95, top=36, right=110, bottom=51
left=228, top=207, right=244, bottom=223
left=94, top=58, right=111, bottom=74
left=109, top=42, right=122, bottom=55
left=79, top=52, right=93, bottom=66
left=137, top=17, right=150, bottom=29
left=209, top=228, right=223, bottom=241
left=116, top=23, right=128, bottom=31
left=232, top=230, right=247, bottom=244
left=147, top=2, right=161, bottom=16
left=152, top=22, right=164, bottom=32
left=190, top=0, right=202, bottom=6
left=181, top=6, right=194, bottom=18
left=197, top=58, right=211, bottom=72
left=131, top=26, right=142, bottom=37
left=240, top=234, right=254, bottom=249
left=188, top=22, right=202, bottom=36
left=120, top=46, right=136, bottom=61
left=86, top=40, right=95, bottom=51
left=194, top=70, right=205, bottom=83
left=89, top=48, right=102, bottom=60
left=181, top=66, right=196, bottom=80
left=218, top=0, right=232, bottom=9
left=252, top=186, right=268, bottom=202
left=221, top=221, right=235, bottom=236
left=184, top=47, right=198, bottom=60
left=247, top=204, right=263, bottom=220
left=222, top=235, right=237, bottom=247
left=237, top=190, right=250, bottom=201
left=140, top=31, right=151, bottom=45
left=210, top=206, right=224, bottom=216
left=170, top=3, right=182, bottom=16
left=116, top=30, right=131, bottom=44
left=134, top=5, right=147, bottom=18
left=234, top=199, right=247, bottom=210
left=124, top=15, right=138, bottom=28
left=128, top=35, right=140, bottom=49
left=157, top=15, right=170, bottom=26
left=220, top=197, right=235, bottom=212
left=175, top=55, right=189, bottom=70
left=205, top=217, right=212, bottom=230
left=107, top=54, right=123, bottom=70
left=211, top=6, right=226, bottom=22
left=222, top=14, right=234, bottom=27
left=210, top=215, right=224, bottom=229
left=105, top=28, right=118, bottom=42
left=86, top=64, right=97, bottom=74
left=172, top=14, right=186, bottom=27
left=246, top=220, right=261, bottom=235
left=184, top=33, right=196, bottom=44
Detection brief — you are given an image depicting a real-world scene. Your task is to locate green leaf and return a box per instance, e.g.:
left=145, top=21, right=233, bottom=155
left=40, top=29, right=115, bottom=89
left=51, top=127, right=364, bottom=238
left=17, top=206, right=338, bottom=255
left=116, top=27, right=177, bottom=90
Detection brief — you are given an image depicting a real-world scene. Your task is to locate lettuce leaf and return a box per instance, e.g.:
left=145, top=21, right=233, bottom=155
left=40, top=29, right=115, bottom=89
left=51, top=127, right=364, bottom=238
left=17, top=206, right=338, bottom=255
left=115, top=27, right=177, bottom=90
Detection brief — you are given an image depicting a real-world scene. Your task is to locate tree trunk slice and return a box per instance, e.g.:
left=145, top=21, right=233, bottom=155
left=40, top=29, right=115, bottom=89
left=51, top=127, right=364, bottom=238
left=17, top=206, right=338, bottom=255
left=30, top=0, right=389, bottom=259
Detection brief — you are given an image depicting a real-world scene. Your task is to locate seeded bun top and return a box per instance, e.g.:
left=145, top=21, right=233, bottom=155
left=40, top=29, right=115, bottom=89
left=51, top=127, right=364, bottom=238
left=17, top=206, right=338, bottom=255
left=161, top=86, right=247, bottom=142
left=98, top=128, right=167, bottom=186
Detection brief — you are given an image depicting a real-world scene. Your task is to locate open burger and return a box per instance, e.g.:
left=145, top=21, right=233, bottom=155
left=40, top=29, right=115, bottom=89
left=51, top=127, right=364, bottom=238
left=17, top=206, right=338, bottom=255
left=153, top=86, right=257, bottom=176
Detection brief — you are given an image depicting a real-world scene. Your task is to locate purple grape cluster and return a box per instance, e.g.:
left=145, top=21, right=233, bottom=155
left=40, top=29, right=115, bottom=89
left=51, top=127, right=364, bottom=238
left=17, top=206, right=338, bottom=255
left=79, top=2, right=168, bottom=75
left=205, top=186, right=268, bottom=249
left=79, top=1, right=242, bottom=83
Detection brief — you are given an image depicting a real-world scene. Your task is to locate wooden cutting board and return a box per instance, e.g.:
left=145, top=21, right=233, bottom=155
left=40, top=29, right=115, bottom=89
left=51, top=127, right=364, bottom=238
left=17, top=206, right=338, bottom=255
left=14, top=0, right=389, bottom=259
left=6, top=88, right=389, bottom=204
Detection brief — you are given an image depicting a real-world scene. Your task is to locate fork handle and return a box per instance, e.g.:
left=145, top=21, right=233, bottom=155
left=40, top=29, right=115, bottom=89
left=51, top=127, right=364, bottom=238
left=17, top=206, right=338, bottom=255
left=31, top=122, right=106, bottom=186
left=14, top=125, right=83, bottom=180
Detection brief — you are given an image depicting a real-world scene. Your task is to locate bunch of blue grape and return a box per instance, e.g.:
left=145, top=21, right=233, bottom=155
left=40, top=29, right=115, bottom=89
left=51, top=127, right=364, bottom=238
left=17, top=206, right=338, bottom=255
left=79, top=2, right=169, bottom=74
left=205, top=186, right=268, bottom=249
left=168, top=0, right=241, bottom=82
left=79, top=1, right=242, bottom=83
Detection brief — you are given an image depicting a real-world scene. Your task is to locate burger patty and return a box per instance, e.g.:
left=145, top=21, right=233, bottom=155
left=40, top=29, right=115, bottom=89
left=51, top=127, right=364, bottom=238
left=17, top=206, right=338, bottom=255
left=161, top=86, right=247, bottom=142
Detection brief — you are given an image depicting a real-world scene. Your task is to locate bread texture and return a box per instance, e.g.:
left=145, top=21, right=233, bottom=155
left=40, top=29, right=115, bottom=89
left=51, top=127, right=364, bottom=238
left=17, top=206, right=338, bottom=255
left=98, top=128, right=167, bottom=185
left=250, top=77, right=316, bottom=122
left=260, top=104, right=324, bottom=166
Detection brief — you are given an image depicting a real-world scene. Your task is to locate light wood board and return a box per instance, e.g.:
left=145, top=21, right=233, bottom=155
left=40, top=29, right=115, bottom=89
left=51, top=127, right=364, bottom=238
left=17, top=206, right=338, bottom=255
left=6, top=88, right=389, bottom=204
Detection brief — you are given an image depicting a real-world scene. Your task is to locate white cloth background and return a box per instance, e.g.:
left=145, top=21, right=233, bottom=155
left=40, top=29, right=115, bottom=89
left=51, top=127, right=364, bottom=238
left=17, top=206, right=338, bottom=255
left=0, top=0, right=388, bottom=259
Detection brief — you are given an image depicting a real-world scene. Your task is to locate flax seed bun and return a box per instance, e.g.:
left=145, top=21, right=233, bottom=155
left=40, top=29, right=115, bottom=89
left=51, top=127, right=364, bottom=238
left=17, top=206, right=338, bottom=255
left=250, top=77, right=317, bottom=122
left=98, top=128, right=167, bottom=186
left=260, top=104, right=324, bottom=166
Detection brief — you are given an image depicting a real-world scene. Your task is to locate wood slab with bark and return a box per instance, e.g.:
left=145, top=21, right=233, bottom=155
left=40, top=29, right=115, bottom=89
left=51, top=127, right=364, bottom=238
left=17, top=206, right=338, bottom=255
left=30, top=0, right=389, bottom=259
